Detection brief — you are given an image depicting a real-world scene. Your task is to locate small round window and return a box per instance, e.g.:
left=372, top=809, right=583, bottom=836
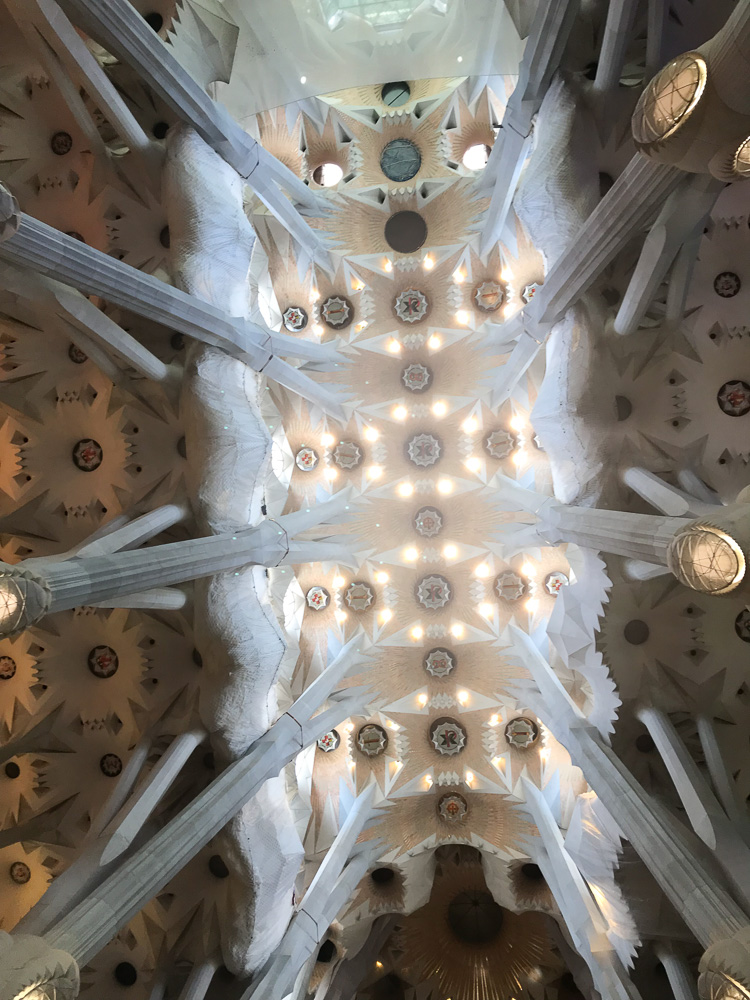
left=381, top=81, right=411, bottom=107
left=380, top=138, right=422, bottom=182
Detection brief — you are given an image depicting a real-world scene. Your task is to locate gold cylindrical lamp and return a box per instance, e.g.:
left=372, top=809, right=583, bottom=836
left=631, top=3, right=750, bottom=180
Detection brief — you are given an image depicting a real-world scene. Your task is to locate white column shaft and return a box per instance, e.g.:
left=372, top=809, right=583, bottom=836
left=656, top=947, right=700, bottom=1000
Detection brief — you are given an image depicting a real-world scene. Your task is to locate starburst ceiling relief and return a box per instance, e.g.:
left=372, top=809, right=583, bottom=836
left=247, top=84, right=597, bottom=953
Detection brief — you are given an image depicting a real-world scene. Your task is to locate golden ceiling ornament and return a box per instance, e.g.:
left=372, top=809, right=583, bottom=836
left=632, top=52, right=707, bottom=149
left=396, top=865, right=552, bottom=1000
left=0, top=566, right=52, bottom=639
left=733, top=136, right=750, bottom=179
left=666, top=523, right=746, bottom=595
left=699, top=932, right=750, bottom=1000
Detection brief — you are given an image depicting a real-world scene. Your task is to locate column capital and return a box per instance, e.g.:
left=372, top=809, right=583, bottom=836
left=700, top=930, right=750, bottom=1000
left=0, top=563, right=52, bottom=639
left=0, top=930, right=79, bottom=1000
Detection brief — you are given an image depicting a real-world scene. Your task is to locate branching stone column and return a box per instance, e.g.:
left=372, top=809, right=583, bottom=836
left=0, top=931, right=79, bottom=1000
left=55, top=0, right=330, bottom=265
left=521, top=779, right=643, bottom=1000
left=507, top=626, right=750, bottom=997
left=0, top=495, right=357, bottom=637
left=38, top=635, right=371, bottom=969
left=637, top=705, right=750, bottom=909
left=0, top=192, right=346, bottom=419
left=656, top=945, right=700, bottom=1000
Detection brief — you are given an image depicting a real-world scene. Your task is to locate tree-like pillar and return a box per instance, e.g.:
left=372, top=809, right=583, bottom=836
left=508, top=627, right=749, bottom=955
left=39, top=636, right=369, bottom=967
left=656, top=945, right=700, bottom=1000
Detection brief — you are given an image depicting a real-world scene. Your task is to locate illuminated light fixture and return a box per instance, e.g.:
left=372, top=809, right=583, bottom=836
left=431, top=401, right=447, bottom=417
left=312, top=323, right=324, bottom=337
left=375, top=571, right=389, bottom=584
left=333, top=575, right=345, bottom=588
left=375, top=961, right=384, bottom=969
left=352, top=277, right=365, bottom=291
left=489, top=713, right=499, bottom=726
left=321, top=433, right=335, bottom=447
left=418, top=693, right=429, bottom=706
left=422, top=255, right=435, bottom=270
left=310, top=288, right=320, bottom=303
left=427, top=334, right=441, bottom=350
left=510, top=415, right=526, bottom=431
left=324, top=467, right=338, bottom=481
left=457, top=690, right=469, bottom=705
left=437, top=478, right=453, bottom=495
left=387, top=720, right=399, bottom=730
left=411, top=625, right=424, bottom=640
left=474, top=563, right=490, bottom=578
left=465, top=456, right=481, bottom=473
left=503, top=302, right=517, bottom=318
left=512, top=450, right=528, bottom=467
left=384, top=259, right=393, bottom=272
left=335, top=609, right=347, bottom=622
left=363, top=426, right=379, bottom=442
left=348, top=758, right=356, bottom=769
left=462, top=143, right=490, bottom=170
left=345, top=722, right=355, bottom=732
left=425, top=774, right=433, bottom=787
left=453, top=270, right=465, bottom=283
left=478, top=602, right=493, bottom=618
left=465, top=770, right=475, bottom=785
left=355, top=320, right=369, bottom=333
left=404, top=547, right=419, bottom=562
left=300, top=75, right=307, bottom=83
left=379, top=608, right=393, bottom=624
left=367, top=465, right=383, bottom=480
left=462, top=417, right=478, bottom=434
left=455, top=309, right=470, bottom=325
left=501, top=268, right=514, bottom=282
left=540, top=746, right=551, bottom=762
left=521, top=562, right=536, bottom=578
left=387, top=339, right=402, bottom=354
left=393, top=405, right=408, bottom=421
left=525, top=597, right=539, bottom=613
left=442, top=544, right=458, bottom=560
left=450, top=623, right=464, bottom=639
left=312, top=162, right=344, bottom=187
left=398, top=482, right=414, bottom=497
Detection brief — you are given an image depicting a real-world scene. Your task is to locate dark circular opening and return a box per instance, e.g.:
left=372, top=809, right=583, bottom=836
left=447, top=890, right=504, bottom=945
left=50, top=131, right=73, bottom=156
left=635, top=734, right=655, bottom=754
left=384, top=211, right=427, bottom=254
left=381, top=81, right=411, bottom=107
left=4, top=762, right=20, bottom=779
left=371, top=867, right=396, bottom=885
left=177, top=436, right=187, bottom=459
left=623, top=619, right=649, bottom=645
left=114, top=962, right=138, bottom=986
left=601, top=286, right=621, bottom=307
left=615, top=395, right=632, bottom=421
left=208, top=854, right=229, bottom=878
left=170, top=332, right=185, bottom=351
left=598, top=172, right=614, bottom=197
left=317, top=939, right=337, bottom=963
left=159, top=225, right=170, bottom=249
left=152, top=121, right=169, bottom=140
left=192, top=648, right=203, bottom=667
left=521, top=863, right=545, bottom=882
left=144, top=12, right=164, bottom=31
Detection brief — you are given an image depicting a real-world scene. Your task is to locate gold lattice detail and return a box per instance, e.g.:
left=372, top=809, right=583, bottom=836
left=633, top=52, right=707, bottom=146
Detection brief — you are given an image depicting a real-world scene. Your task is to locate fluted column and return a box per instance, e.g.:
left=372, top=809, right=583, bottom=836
left=0, top=199, right=346, bottom=418
left=41, top=637, right=370, bottom=966
left=637, top=705, right=750, bottom=909
left=55, top=0, right=330, bottom=264
left=656, top=946, right=700, bottom=1000
left=509, top=627, right=749, bottom=950
left=522, top=779, right=643, bottom=1000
